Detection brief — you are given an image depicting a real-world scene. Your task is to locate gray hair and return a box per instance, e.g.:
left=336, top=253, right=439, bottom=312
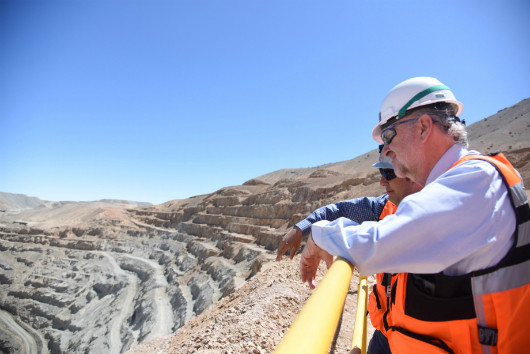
left=410, top=103, right=469, bottom=148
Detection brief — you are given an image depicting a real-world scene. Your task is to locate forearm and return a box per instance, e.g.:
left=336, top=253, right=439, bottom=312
left=311, top=166, right=515, bottom=276
left=295, top=204, right=343, bottom=236
left=295, top=196, right=385, bottom=237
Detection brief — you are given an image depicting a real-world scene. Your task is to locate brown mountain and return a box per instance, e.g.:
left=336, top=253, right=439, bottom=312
left=1, top=98, right=529, bottom=353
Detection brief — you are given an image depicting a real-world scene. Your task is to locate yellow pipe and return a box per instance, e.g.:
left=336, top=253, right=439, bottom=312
left=350, top=274, right=368, bottom=354
left=274, top=258, right=354, bottom=354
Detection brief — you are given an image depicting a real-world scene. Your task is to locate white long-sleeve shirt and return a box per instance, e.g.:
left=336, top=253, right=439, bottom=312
left=311, top=144, right=516, bottom=276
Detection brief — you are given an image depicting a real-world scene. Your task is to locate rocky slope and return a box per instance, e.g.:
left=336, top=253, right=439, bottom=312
left=0, top=98, right=529, bottom=353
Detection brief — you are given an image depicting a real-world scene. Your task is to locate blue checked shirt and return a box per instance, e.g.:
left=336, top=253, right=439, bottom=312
left=295, top=194, right=389, bottom=236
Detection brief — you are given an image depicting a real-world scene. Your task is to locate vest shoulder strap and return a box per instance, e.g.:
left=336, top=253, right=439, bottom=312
left=449, top=152, right=521, bottom=186
left=379, top=200, right=397, bottom=220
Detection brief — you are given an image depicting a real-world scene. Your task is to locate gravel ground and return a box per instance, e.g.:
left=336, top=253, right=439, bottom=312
left=127, top=255, right=375, bottom=353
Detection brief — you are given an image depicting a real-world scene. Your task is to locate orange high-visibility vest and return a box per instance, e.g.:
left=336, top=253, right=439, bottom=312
left=385, top=153, right=530, bottom=354
left=367, top=200, right=397, bottom=336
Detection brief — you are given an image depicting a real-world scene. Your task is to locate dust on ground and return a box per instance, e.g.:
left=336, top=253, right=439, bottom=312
left=127, top=255, right=375, bottom=354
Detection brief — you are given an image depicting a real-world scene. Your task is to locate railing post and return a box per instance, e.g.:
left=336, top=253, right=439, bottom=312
left=350, top=274, right=368, bottom=354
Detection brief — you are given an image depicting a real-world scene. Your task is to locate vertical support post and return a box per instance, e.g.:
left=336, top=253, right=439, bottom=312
left=351, top=274, right=368, bottom=354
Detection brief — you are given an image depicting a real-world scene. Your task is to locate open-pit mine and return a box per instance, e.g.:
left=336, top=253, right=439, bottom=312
left=1, top=99, right=529, bottom=353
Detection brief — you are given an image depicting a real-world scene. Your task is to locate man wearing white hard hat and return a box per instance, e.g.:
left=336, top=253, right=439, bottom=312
left=300, top=77, right=530, bottom=353
left=277, top=149, right=421, bottom=354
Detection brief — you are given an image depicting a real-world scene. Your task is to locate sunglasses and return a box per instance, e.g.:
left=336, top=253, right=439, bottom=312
left=379, top=168, right=397, bottom=181
left=381, top=117, right=418, bottom=145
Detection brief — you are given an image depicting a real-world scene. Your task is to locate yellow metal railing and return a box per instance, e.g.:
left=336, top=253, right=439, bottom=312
left=351, top=274, right=368, bottom=354
left=274, top=258, right=354, bottom=353
left=274, top=258, right=370, bottom=354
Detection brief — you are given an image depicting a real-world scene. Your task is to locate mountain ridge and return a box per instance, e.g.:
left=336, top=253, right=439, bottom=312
left=0, top=98, right=529, bottom=353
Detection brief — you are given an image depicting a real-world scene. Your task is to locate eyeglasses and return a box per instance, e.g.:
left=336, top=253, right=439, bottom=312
left=381, top=117, right=418, bottom=145
left=379, top=168, right=397, bottom=181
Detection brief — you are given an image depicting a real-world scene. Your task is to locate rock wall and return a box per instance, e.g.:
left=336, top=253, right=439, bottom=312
left=1, top=98, right=529, bottom=353
left=0, top=167, right=376, bottom=354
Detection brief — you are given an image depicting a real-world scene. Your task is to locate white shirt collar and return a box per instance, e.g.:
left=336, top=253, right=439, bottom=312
left=426, top=144, right=475, bottom=185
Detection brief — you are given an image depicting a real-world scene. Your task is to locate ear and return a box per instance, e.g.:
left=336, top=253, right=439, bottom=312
left=417, top=114, right=435, bottom=143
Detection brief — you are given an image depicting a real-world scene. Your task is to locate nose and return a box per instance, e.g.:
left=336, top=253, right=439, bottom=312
left=382, top=144, right=391, bottom=157
left=380, top=175, right=389, bottom=186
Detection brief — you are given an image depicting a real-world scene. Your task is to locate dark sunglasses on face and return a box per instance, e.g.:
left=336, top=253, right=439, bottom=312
left=379, top=168, right=397, bottom=181
left=381, top=117, right=418, bottom=145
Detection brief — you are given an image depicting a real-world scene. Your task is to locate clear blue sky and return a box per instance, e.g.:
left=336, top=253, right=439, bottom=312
left=1, top=0, right=529, bottom=204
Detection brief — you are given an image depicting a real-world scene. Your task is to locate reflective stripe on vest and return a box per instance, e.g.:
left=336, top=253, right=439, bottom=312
left=456, top=153, right=530, bottom=353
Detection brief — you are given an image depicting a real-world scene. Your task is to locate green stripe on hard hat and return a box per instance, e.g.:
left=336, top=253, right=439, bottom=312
left=397, top=84, right=450, bottom=118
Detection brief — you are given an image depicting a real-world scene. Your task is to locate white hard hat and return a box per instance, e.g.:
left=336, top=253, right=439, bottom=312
left=372, top=77, right=463, bottom=143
